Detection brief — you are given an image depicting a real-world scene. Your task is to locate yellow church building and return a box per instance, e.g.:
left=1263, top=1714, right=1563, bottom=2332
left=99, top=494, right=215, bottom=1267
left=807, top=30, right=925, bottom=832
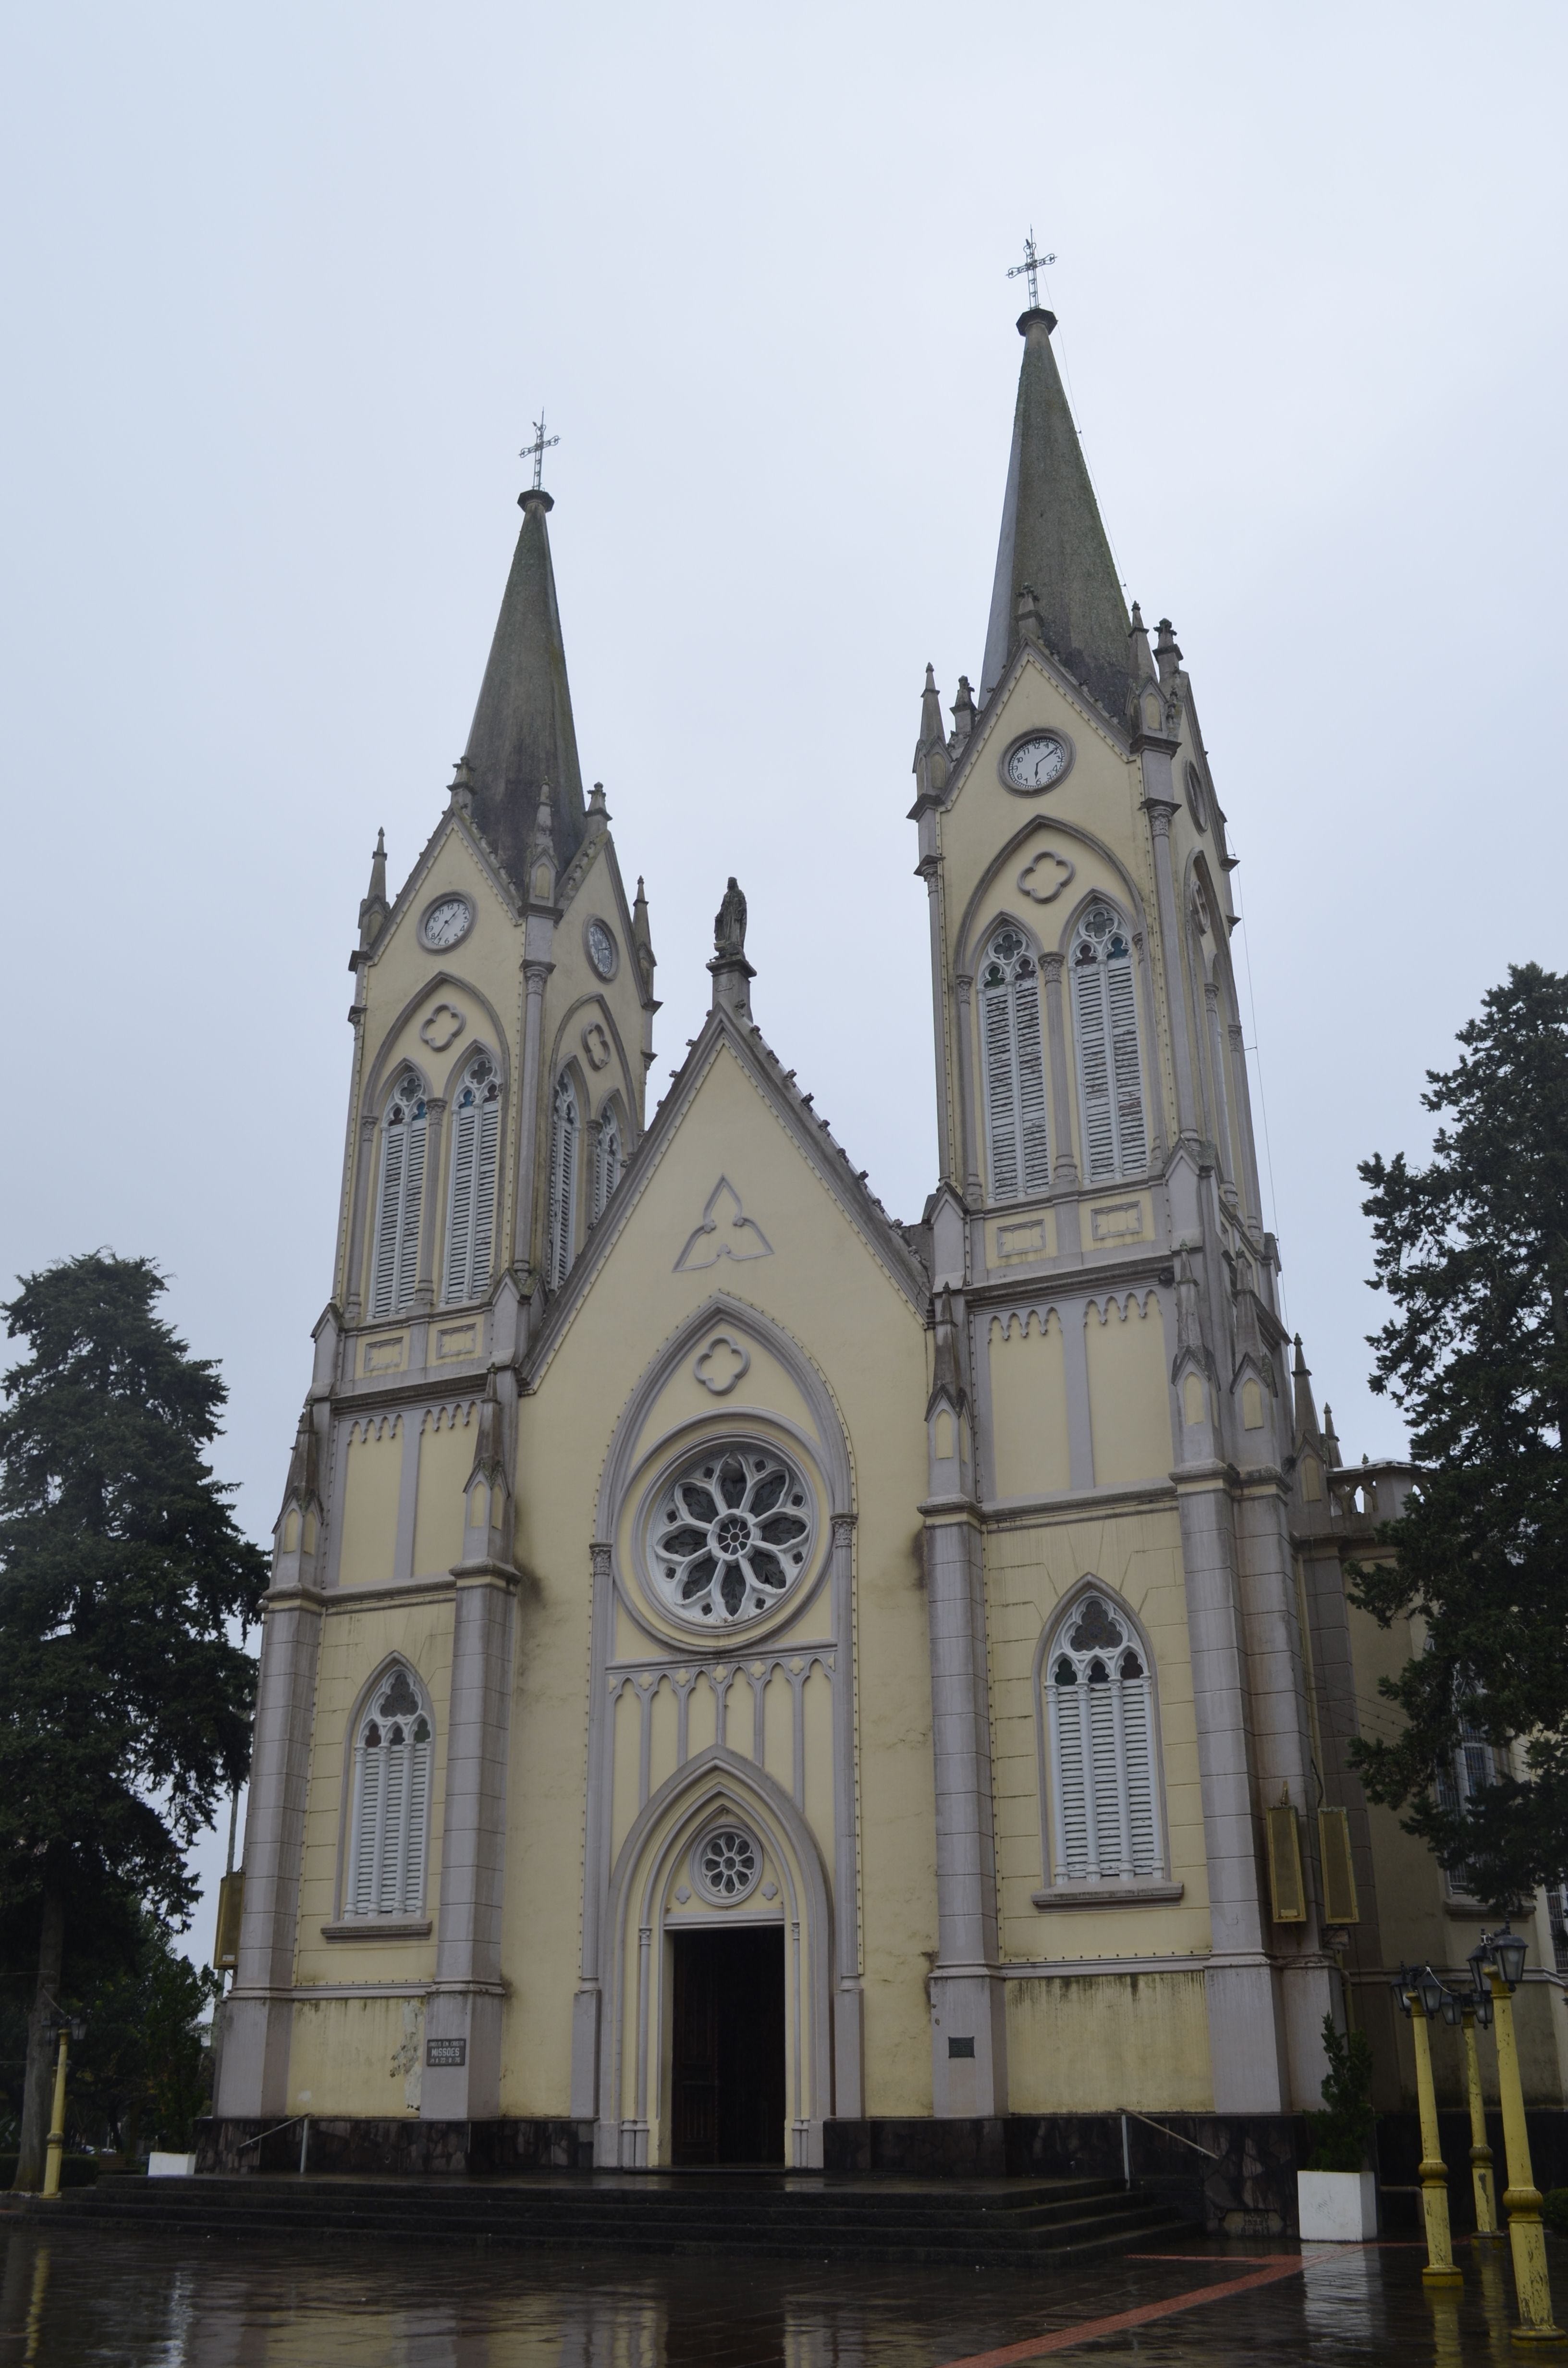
left=211, top=301, right=1568, bottom=2199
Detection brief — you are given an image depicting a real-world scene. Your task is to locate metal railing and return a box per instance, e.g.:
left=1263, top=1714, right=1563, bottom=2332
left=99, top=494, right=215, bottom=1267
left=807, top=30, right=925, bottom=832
left=234, top=2113, right=310, bottom=2175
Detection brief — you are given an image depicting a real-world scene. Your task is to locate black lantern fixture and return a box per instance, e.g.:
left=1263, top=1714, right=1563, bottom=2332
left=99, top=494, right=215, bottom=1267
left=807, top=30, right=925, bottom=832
left=1475, top=1986, right=1494, bottom=2030
left=1418, top=1965, right=1447, bottom=2019
left=1494, top=1927, right=1529, bottom=1992
left=1391, top=1962, right=1415, bottom=2019
left=1440, top=1984, right=1464, bottom=2028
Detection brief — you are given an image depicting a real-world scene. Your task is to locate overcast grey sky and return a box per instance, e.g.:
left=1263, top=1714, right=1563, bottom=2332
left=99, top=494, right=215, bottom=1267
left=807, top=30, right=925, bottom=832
left=3, top=3, right=1565, bottom=1954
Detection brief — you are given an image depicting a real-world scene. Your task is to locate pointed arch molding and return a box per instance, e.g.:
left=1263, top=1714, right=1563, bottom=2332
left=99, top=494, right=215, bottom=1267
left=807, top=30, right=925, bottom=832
left=954, top=815, right=1151, bottom=978
left=598, top=1745, right=836, bottom=2158
left=361, top=971, right=513, bottom=1114
left=1029, top=1575, right=1179, bottom=1905
left=594, top=1291, right=855, bottom=1541
left=330, top=1651, right=439, bottom=1925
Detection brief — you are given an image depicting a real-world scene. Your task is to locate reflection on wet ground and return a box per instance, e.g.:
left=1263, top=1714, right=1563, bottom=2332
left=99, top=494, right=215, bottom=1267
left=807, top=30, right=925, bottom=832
left=0, top=2219, right=1558, bottom=2366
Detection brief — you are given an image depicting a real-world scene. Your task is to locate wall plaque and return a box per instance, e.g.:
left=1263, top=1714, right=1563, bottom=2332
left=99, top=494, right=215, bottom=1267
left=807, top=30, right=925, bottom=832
left=425, top=2037, right=466, bottom=2068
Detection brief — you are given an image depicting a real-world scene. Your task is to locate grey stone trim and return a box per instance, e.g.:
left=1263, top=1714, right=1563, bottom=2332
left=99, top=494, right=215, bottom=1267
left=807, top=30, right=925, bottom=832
left=1030, top=1882, right=1184, bottom=1909
left=215, top=1592, right=325, bottom=2118
left=423, top=1572, right=516, bottom=2121
left=412, top=1097, right=447, bottom=1311
left=1039, top=951, right=1078, bottom=1189
left=343, top=1113, right=379, bottom=1325
left=320, top=1919, right=432, bottom=1941
left=572, top=1540, right=615, bottom=2122
left=393, top=1412, right=419, bottom=1583
left=953, top=973, right=983, bottom=1204
left=513, top=956, right=553, bottom=1273
left=1141, top=792, right=1199, bottom=1144
left=829, top=1511, right=863, bottom=2117
left=1002, top=1952, right=1209, bottom=1979
left=917, top=851, right=955, bottom=1185
left=1061, top=1301, right=1096, bottom=1493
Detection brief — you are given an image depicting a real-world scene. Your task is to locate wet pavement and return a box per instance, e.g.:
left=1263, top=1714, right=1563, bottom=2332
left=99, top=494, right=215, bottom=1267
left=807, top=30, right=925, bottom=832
left=0, top=2218, right=1564, bottom=2365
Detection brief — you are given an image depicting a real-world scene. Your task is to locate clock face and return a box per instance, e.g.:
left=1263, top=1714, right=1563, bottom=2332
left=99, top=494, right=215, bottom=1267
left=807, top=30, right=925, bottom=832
left=421, top=894, right=472, bottom=950
left=1004, top=733, right=1069, bottom=792
left=586, top=919, right=617, bottom=979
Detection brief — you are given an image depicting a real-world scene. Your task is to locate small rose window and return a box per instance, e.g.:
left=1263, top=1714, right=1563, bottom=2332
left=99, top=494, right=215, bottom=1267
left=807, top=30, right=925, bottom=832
left=647, top=1443, right=815, bottom=1626
left=694, top=1826, right=760, bottom=1904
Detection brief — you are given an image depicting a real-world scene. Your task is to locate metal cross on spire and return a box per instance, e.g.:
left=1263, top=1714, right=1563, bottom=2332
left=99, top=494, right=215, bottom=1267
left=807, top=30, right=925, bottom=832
left=1007, top=229, right=1056, bottom=311
left=520, top=411, right=560, bottom=491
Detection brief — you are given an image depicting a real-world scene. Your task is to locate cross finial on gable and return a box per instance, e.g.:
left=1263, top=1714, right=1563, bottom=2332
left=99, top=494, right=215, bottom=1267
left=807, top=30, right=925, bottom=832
left=1006, top=228, right=1056, bottom=312
left=519, top=410, right=560, bottom=492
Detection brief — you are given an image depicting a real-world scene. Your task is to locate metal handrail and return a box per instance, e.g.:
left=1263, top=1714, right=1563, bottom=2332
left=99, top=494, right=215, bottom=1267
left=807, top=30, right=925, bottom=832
left=235, top=2113, right=310, bottom=2173
left=1120, top=2108, right=1222, bottom=2160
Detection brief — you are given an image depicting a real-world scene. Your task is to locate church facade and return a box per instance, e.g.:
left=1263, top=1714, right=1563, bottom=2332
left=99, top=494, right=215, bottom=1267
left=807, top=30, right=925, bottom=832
left=213, top=305, right=1568, bottom=2176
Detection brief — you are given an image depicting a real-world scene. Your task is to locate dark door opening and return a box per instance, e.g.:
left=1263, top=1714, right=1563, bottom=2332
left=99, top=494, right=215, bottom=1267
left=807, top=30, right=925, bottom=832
left=670, top=1926, right=786, bottom=2165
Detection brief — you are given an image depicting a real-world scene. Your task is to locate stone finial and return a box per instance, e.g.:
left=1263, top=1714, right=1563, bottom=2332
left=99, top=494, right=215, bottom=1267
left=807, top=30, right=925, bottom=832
left=1154, top=617, right=1183, bottom=683
left=587, top=779, right=610, bottom=824
left=1323, top=1404, right=1343, bottom=1469
left=357, top=827, right=390, bottom=954
left=1016, top=581, right=1046, bottom=644
left=632, top=875, right=656, bottom=991
left=950, top=675, right=976, bottom=751
left=447, top=758, right=475, bottom=816
left=1128, top=602, right=1157, bottom=685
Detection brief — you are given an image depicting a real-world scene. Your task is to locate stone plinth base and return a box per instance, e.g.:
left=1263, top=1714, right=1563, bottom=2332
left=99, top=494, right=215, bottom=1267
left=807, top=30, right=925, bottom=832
left=194, top=2116, right=595, bottom=2177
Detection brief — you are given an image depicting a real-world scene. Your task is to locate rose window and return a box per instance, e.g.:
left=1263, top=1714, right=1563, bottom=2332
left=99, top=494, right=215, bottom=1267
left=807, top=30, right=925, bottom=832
left=694, top=1826, right=760, bottom=1903
left=648, top=1444, right=815, bottom=1625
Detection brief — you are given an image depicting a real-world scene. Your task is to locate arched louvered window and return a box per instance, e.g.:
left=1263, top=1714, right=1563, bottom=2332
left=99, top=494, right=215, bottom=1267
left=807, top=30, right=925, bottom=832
left=1045, top=1592, right=1162, bottom=1883
left=979, top=926, right=1050, bottom=1203
left=545, top=1073, right=579, bottom=1289
left=347, top=1665, right=433, bottom=1917
left=369, top=1070, right=428, bottom=1320
left=1071, top=905, right=1147, bottom=1183
left=592, top=1103, right=624, bottom=1224
left=442, top=1054, right=502, bottom=1306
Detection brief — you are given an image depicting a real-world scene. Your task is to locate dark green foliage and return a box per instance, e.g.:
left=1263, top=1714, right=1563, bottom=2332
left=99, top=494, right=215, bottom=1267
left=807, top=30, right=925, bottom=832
left=1543, top=2189, right=1568, bottom=2237
left=1304, top=2013, right=1376, bottom=2174
left=0, top=2155, right=97, bottom=2187
left=69, top=1914, right=221, bottom=2152
left=1348, top=966, right=1568, bottom=1907
left=0, top=1252, right=267, bottom=1924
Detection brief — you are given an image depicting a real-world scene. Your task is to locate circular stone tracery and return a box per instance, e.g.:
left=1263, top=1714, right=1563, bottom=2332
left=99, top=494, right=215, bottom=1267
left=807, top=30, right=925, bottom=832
left=647, top=1443, right=815, bottom=1627
left=693, top=1826, right=760, bottom=1903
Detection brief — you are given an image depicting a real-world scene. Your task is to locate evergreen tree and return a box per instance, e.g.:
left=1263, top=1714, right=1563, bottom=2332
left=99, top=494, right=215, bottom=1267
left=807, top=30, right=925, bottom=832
left=1349, top=965, right=1568, bottom=1909
left=0, top=1253, right=265, bottom=2188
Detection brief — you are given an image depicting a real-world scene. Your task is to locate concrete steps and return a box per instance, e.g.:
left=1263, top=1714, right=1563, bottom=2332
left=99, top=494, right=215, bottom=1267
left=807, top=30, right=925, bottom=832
left=31, top=2170, right=1183, bottom=2269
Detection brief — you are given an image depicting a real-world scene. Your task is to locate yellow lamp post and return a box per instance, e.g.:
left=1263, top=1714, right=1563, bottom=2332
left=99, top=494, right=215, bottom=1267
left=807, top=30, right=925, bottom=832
left=1441, top=1976, right=1499, bottom=2239
left=39, top=2028, right=70, bottom=2202
left=1395, top=1963, right=1463, bottom=2288
left=1474, top=1927, right=1563, bottom=2344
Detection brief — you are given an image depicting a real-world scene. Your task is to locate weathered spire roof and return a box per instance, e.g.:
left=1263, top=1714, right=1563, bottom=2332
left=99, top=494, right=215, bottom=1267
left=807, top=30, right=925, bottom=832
left=462, top=487, right=587, bottom=893
left=980, top=309, right=1131, bottom=725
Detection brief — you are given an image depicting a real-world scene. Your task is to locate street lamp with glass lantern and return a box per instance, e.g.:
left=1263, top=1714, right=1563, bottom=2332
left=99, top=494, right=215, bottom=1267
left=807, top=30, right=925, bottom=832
left=39, top=2010, right=86, bottom=2203
left=1476, top=1926, right=1562, bottom=2341
left=1444, top=1966, right=1499, bottom=2240
left=1393, top=1963, right=1463, bottom=2286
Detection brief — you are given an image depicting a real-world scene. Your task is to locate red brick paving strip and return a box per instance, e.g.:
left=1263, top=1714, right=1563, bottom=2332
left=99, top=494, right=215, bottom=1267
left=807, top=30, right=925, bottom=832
left=933, top=2245, right=1362, bottom=2368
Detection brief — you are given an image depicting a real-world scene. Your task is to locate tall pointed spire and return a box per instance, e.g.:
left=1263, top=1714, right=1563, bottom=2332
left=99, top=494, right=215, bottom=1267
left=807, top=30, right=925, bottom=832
left=462, top=485, right=587, bottom=896
left=980, top=309, right=1131, bottom=725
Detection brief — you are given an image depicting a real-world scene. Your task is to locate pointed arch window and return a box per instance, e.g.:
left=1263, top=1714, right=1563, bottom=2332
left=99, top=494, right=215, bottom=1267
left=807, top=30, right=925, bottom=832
left=1071, top=905, right=1147, bottom=1183
left=1045, top=1592, right=1162, bottom=1882
left=369, top=1070, right=428, bottom=1320
left=545, top=1073, right=580, bottom=1289
left=347, top=1665, right=433, bottom=1916
left=443, top=1054, right=502, bottom=1306
left=979, top=926, right=1050, bottom=1203
left=591, top=1102, right=624, bottom=1225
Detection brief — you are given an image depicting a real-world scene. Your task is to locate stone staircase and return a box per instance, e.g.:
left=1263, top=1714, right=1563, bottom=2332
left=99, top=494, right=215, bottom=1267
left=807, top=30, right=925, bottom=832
left=32, top=2167, right=1183, bottom=2269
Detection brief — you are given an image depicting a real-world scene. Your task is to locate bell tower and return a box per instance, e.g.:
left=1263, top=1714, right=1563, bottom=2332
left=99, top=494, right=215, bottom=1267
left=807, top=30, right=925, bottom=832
left=912, top=304, right=1336, bottom=2120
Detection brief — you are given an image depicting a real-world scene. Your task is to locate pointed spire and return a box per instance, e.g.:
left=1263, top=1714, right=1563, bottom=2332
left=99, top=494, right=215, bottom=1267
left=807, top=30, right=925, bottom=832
left=980, top=309, right=1130, bottom=723
left=950, top=675, right=976, bottom=751
left=357, top=828, right=390, bottom=953
left=462, top=484, right=587, bottom=897
left=1323, top=1404, right=1343, bottom=1470
left=1154, top=616, right=1183, bottom=683
left=911, top=664, right=950, bottom=804
left=632, top=875, right=656, bottom=997
left=587, top=779, right=610, bottom=826
left=1128, top=601, right=1157, bottom=685
left=1291, top=1334, right=1321, bottom=1445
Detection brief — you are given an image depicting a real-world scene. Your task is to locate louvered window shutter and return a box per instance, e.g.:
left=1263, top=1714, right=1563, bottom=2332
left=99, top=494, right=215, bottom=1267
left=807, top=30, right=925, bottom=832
left=1087, top=1684, right=1121, bottom=1872
left=378, top=1745, right=408, bottom=1914
left=982, top=982, right=1020, bottom=1200
left=443, top=1102, right=477, bottom=1304
left=370, top=1125, right=406, bottom=1320
left=402, top=1734, right=431, bottom=1913
left=1050, top=1685, right=1090, bottom=1879
left=1105, top=957, right=1147, bottom=1173
left=393, top=1117, right=426, bottom=1311
left=350, top=1746, right=381, bottom=1912
left=1015, top=974, right=1050, bottom=1194
left=469, top=1098, right=500, bottom=1296
left=547, top=1085, right=578, bottom=1288
left=1121, top=1677, right=1157, bottom=1874
left=1074, top=961, right=1116, bottom=1182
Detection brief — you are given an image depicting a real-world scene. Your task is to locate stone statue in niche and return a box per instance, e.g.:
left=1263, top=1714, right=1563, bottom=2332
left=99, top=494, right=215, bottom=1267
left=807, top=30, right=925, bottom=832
left=713, top=876, right=747, bottom=958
